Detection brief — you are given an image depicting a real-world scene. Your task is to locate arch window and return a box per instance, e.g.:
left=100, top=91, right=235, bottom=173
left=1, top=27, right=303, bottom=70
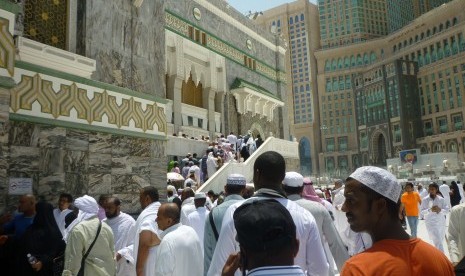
left=351, top=55, right=356, bottom=66
left=344, top=57, right=350, bottom=68
left=338, top=58, right=343, bottom=69
left=332, top=59, right=337, bottom=71
left=453, top=17, right=458, bottom=26
left=289, top=17, right=293, bottom=24
left=427, top=29, right=431, bottom=37
left=300, top=14, right=304, bottom=21
left=370, top=51, right=376, bottom=63
left=295, top=15, right=299, bottom=23
left=325, top=60, right=331, bottom=72
left=446, top=20, right=451, bottom=29
left=357, top=54, right=362, bottom=66
left=363, top=53, right=369, bottom=65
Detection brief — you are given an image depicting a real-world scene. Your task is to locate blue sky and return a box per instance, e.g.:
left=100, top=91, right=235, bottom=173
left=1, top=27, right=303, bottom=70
left=227, top=0, right=316, bottom=14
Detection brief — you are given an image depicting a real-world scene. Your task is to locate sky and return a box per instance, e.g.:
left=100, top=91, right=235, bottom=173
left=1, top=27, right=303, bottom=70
left=227, top=0, right=316, bottom=15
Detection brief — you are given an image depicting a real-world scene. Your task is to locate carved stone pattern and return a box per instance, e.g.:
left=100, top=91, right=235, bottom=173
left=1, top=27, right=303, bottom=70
left=0, top=17, right=15, bottom=76
left=10, top=73, right=166, bottom=133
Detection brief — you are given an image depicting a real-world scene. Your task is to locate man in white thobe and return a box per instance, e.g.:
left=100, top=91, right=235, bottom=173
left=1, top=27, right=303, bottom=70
left=186, top=192, right=210, bottom=254
left=155, top=203, right=203, bottom=276
left=421, top=182, right=449, bottom=252
left=448, top=201, right=465, bottom=265
left=458, top=181, right=465, bottom=204
left=439, top=181, right=451, bottom=208
left=103, top=197, right=136, bottom=276
left=53, top=193, right=73, bottom=237
left=207, top=151, right=328, bottom=276
left=331, top=179, right=349, bottom=246
left=283, top=172, right=349, bottom=275
left=180, top=188, right=196, bottom=225
left=227, top=132, right=237, bottom=151
left=130, top=187, right=161, bottom=276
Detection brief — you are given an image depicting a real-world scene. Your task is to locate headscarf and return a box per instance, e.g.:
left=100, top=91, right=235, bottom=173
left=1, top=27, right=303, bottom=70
left=19, top=202, right=65, bottom=274
left=451, top=181, right=462, bottom=206
left=302, top=178, right=323, bottom=205
left=63, top=195, right=99, bottom=242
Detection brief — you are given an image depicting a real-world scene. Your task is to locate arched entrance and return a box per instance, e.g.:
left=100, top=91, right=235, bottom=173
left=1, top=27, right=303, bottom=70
left=371, top=131, right=387, bottom=166
left=249, top=122, right=265, bottom=140
left=299, top=137, right=312, bottom=176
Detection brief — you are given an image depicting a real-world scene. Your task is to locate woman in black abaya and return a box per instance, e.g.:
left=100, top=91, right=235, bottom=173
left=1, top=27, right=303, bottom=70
left=18, top=201, right=66, bottom=275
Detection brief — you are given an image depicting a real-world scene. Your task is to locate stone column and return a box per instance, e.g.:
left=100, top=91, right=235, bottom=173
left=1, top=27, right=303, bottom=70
left=202, top=87, right=218, bottom=137
left=166, top=75, right=184, bottom=133
left=215, top=91, right=226, bottom=135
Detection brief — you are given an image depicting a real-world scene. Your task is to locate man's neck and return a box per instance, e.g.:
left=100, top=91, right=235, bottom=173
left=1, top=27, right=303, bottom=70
left=372, top=220, right=410, bottom=243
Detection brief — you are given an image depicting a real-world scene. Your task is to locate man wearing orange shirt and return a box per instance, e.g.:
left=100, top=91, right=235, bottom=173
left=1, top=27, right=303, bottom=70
left=340, top=166, right=454, bottom=276
left=400, top=182, right=422, bottom=238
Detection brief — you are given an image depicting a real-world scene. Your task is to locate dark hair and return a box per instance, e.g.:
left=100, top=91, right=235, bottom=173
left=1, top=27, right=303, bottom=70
left=254, top=151, right=286, bottom=183
left=142, top=186, right=159, bottom=202
left=429, top=183, right=439, bottom=191
left=283, top=185, right=303, bottom=195
left=405, top=182, right=414, bottom=188
left=207, top=190, right=215, bottom=196
left=59, top=193, right=73, bottom=203
left=225, top=184, right=245, bottom=195
left=359, top=184, right=400, bottom=220
left=163, top=203, right=180, bottom=223
left=107, top=197, right=121, bottom=206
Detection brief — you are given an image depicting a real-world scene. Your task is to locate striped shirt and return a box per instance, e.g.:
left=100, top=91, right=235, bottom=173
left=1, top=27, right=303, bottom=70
left=247, top=266, right=305, bottom=276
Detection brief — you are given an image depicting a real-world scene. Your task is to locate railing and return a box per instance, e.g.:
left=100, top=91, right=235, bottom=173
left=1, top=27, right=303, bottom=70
left=197, top=137, right=298, bottom=193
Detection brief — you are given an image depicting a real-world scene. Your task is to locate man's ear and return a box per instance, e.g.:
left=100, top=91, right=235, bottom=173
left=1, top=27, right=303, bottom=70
left=292, top=238, right=300, bottom=257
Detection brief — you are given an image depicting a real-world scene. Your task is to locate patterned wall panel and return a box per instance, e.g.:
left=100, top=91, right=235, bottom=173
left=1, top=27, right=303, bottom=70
left=24, top=0, right=67, bottom=50
left=0, top=17, right=14, bottom=76
left=10, top=68, right=167, bottom=138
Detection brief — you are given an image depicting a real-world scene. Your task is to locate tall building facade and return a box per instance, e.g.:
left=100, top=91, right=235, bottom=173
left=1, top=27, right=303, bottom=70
left=387, top=0, right=415, bottom=33
left=254, top=0, right=321, bottom=176
left=316, top=0, right=465, bottom=176
left=318, top=0, right=388, bottom=49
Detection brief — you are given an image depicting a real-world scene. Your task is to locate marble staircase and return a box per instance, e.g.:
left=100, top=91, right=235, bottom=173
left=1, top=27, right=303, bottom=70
left=197, top=137, right=299, bottom=193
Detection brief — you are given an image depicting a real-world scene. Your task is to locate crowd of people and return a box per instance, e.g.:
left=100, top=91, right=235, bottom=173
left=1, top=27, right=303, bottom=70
left=1, top=150, right=464, bottom=275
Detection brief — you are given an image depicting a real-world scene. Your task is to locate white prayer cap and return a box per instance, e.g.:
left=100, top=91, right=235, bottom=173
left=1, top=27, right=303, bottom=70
left=189, top=168, right=196, bottom=173
left=282, top=171, right=304, bottom=187
left=348, top=166, right=401, bottom=203
left=195, top=192, right=207, bottom=199
left=75, top=195, right=99, bottom=215
left=167, top=185, right=176, bottom=193
left=226, top=174, right=246, bottom=186
left=315, top=189, right=324, bottom=196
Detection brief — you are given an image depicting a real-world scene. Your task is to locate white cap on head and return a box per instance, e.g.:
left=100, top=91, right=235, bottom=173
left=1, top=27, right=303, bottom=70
left=348, top=166, right=401, bottom=203
left=226, top=174, right=247, bottom=186
left=194, top=192, right=206, bottom=199
left=167, top=185, right=176, bottom=193
left=283, top=172, right=304, bottom=188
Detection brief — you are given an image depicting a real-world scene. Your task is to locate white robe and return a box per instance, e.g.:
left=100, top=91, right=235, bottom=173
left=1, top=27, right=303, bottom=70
left=207, top=197, right=328, bottom=276
left=104, top=212, right=136, bottom=276
left=206, top=153, right=218, bottom=178
left=185, top=206, right=210, bottom=254
left=155, top=224, right=203, bottom=276
left=439, top=184, right=451, bottom=208
left=53, top=208, right=73, bottom=237
left=133, top=202, right=161, bottom=276
left=180, top=197, right=196, bottom=225
left=421, top=195, right=449, bottom=252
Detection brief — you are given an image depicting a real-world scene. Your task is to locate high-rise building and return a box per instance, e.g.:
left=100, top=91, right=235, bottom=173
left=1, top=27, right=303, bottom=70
left=316, top=0, right=465, bottom=175
left=387, top=0, right=415, bottom=33
left=413, top=0, right=453, bottom=15
left=254, top=0, right=321, bottom=176
left=318, top=0, right=388, bottom=49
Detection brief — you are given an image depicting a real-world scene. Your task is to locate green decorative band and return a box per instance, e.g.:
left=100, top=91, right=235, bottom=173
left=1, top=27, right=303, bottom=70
left=165, top=10, right=286, bottom=84
left=10, top=69, right=167, bottom=136
left=15, top=61, right=168, bottom=104
left=10, top=113, right=168, bottom=141
left=231, top=78, right=281, bottom=101
left=0, top=75, right=15, bottom=88
left=0, top=1, right=21, bottom=14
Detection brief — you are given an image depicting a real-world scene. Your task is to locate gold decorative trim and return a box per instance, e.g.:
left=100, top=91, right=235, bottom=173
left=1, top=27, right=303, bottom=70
left=11, top=73, right=167, bottom=133
left=0, top=17, right=15, bottom=76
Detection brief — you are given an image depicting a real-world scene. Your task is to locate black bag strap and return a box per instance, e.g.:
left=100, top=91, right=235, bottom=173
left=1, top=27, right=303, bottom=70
left=208, top=211, right=219, bottom=241
left=79, top=221, right=102, bottom=274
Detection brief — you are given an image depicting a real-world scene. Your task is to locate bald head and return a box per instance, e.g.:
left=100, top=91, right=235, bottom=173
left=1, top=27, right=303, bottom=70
left=19, top=194, right=36, bottom=215
left=157, top=203, right=180, bottom=231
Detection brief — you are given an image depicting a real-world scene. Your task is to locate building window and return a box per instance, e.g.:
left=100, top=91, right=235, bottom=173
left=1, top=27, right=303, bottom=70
left=24, top=0, right=68, bottom=50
